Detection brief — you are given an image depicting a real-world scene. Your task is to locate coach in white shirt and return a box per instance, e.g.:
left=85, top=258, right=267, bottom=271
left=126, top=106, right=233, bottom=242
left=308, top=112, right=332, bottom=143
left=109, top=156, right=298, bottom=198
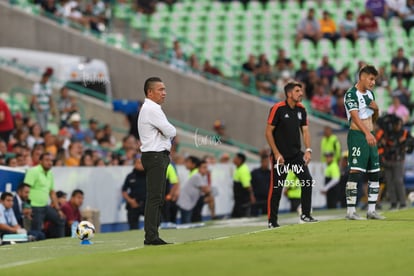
left=138, top=77, right=176, bottom=246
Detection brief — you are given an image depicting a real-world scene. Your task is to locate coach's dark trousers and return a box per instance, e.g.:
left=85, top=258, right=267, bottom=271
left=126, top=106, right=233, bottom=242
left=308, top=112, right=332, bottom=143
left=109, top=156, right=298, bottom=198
left=268, top=152, right=313, bottom=225
left=141, top=151, right=170, bottom=242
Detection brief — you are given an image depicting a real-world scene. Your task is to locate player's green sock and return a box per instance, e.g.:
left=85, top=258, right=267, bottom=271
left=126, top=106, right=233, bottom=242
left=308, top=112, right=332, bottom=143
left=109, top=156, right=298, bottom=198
left=368, top=181, right=379, bottom=212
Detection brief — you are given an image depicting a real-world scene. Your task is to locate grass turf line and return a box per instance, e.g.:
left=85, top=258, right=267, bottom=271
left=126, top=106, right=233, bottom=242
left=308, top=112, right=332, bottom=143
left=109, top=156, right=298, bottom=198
left=1, top=208, right=413, bottom=275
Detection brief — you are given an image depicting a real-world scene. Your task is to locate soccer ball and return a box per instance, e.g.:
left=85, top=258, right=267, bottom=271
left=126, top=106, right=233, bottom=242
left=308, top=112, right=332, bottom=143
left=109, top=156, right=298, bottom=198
left=408, top=192, right=414, bottom=203
left=76, top=221, right=96, bottom=241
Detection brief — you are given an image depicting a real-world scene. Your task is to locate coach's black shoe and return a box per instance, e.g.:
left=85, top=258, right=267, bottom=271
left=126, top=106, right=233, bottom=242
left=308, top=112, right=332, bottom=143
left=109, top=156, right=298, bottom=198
left=299, top=215, right=318, bottom=224
left=144, top=238, right=172, bottom=246
left=268, top=221, right=280, bottom=228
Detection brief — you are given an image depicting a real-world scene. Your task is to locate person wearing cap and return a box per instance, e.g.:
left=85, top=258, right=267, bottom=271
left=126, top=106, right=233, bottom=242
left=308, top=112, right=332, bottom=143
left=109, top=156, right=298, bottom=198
left=138, top=77, right=176, bottom=245
left=320, top=152, right=341, bottom=209
left=231, top=153, right=256, bottom=218
left=31, top=68, right=55, bottom=131
left=0, top=98, right=14, bottom=144
left=67, top=113, right=86, bottom=142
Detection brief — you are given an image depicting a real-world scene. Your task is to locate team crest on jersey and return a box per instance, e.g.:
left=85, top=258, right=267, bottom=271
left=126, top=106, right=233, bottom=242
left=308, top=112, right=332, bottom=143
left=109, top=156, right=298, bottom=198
left=352, top=158, right=357, bottom=164
left=297, top=112, right=302, bottom=120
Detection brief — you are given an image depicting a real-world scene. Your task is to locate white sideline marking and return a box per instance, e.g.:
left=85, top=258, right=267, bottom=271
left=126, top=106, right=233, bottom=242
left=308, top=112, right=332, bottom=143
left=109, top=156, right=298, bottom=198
left=0, top=259, right=50, bottom=269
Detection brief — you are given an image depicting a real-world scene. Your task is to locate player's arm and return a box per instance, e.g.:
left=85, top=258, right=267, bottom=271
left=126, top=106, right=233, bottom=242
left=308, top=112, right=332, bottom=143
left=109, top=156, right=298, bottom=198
left=350, top=110, right=376, bottom=146
left=265, top=124, right=283, bottom=163
left=369, top=101, right=379, bottom=122
left=301, top=125, right=312, bottom=165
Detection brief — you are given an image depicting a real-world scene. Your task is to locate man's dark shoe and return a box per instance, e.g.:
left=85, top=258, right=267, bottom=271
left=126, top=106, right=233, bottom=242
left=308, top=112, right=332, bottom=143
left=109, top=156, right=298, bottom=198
left=268, top=221, right=280, bottom=228
left=144, top=238, right=172, bottom=246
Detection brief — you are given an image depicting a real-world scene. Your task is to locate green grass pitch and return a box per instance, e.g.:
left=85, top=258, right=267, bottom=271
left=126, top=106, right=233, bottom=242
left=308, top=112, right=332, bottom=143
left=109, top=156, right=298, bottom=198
left=1, top=208, right=413, bottom=275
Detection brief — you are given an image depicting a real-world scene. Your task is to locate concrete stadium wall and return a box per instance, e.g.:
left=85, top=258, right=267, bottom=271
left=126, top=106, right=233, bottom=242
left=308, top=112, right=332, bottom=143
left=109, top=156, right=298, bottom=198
left=0, top=2, right=347, bottom=155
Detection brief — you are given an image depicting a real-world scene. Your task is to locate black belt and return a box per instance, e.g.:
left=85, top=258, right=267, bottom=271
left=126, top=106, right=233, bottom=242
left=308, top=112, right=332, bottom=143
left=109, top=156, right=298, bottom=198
left=143, top=150, right=170, bottom=155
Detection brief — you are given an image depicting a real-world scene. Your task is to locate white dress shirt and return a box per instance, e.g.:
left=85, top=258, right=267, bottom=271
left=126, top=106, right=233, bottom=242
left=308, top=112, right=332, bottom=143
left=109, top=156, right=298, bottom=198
left=138, top=98, right=176, bottom=152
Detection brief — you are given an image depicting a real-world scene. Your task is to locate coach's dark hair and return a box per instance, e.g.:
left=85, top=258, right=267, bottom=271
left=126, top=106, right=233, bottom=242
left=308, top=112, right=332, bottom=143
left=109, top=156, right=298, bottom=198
left=284, top=82, right=302, bottom=97
left=0, top=191, right=13, bottom=201
left=71, top=189, right=84, bottom=198
left=358, top=65, right=378, bottom=78
left=39, top=152, right=52, bottom=161
left=144, top=77, right=163, bottom=96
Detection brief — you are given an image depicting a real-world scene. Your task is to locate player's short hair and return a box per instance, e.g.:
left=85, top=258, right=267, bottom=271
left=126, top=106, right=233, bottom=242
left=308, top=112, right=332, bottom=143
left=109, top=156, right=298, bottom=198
left=284, top=82, right=302, bottom=97
left=358, top=65, right=378, bottom=78
left=144, top=77, right=163, bottom=96
left=186, top=156, right=201, bottom=167
left=17, top=183, right=30, bottom=191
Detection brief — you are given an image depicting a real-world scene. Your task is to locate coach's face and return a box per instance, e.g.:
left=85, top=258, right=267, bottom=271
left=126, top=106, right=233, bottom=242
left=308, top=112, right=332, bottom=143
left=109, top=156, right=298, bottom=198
left=148, top=81, right=166, bottom=105
left=289, top=86, right=303, bottom=102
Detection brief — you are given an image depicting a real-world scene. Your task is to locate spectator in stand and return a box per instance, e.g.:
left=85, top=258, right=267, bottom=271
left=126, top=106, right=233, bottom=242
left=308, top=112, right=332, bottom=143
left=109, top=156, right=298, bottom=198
left=67, top=113, right=86, bottom=142
left=65, top=140, right=83, bottom=166
left=0, top=152, right=5, bottom=166
left=30, top=144, right=44, bottom=167
left=31, top=67, right=55, bottom=132
left=391, top=77, right=414, bottom=113
left=366, top=0, right=389, bottom=18
left=295, top=60, right=310, bottom=86
left=203, top=60, right=223, bottom=77
left=295, top=8, right=321, bottom=47
left=332, top=95, right=347, bottom=119
left=6, top=156, right=18, bottom=167
left=188, top=54, right=201, bottom=73
left=400, top=0, right=414, bottom=37
left=390, top=47, right=412, bottom=82
left=27, top=123, right=44, bottom=149
left=242, top=54, right=257, bottom=74
left=339, top=10, right=358, bottom=43
left=316, top=56, right=336, bottom=85
left=319, top=10, right=340, bottom=44
left=41, top=0, right=59, bottom=16
left=311, top=84, right=332, bottom=113
left=388, top=95, right=410, bottom=123
left=80, top=151, right=94, bottom=166
left=57, top=86, right=78, bottom=128
left=241, top=54, right=257, bottom=88
left=43, top=130, right=58, bottom=159
left=170, top=48, right=187, bottom=71
left=102, top=124, right=116, bottom=149
left=386, top=0, right=407, bottom=19
left=0, top=99, right=14, bottom=144
left=275, top=49, right=294, bottom=72
left=376, top=66, right=392, bottom=92
left=61, top=189, right=84, bottom=236
left=357, top=8, right=383, bottom=41
left=332, top=69, right=353, bottom=97
left=256, top=64, right=276, bottom=96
